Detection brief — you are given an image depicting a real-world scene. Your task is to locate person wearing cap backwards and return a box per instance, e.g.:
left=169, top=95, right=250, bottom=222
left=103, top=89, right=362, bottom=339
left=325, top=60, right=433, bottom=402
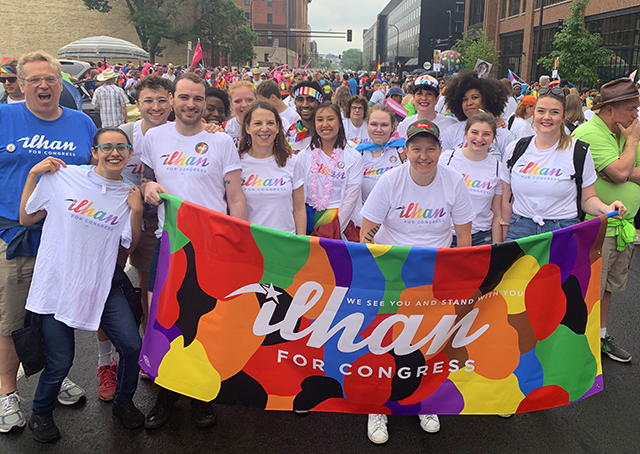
left=92, top=68, right=129, bottom=127
left=573, top=78, right=640, bottom=363
left=360, top=119, right=475, bottom=444
left=0, top=60, right=25, bottom=104
left=397, top=75, right=458, bottom=140
left=286, top=81, right=324, bottom=153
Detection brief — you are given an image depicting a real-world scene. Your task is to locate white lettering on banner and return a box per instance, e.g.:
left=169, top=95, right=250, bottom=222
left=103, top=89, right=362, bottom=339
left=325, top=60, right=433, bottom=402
left=17, top=135, right=77, bottom=151
left=229, top=281, right=490, bottom=355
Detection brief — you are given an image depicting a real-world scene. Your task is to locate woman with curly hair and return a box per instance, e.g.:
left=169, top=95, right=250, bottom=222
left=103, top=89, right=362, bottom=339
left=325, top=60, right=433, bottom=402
left=441, top=70, right=514, bottom=161
left=343, top=95, right=370, bottom=145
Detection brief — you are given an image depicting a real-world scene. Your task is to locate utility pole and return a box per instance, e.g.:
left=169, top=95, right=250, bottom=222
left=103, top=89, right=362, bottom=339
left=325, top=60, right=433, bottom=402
left=208, top=0, right=215, bottom=68
left=535, top=0, right=546, bottom=81
left=389, top=24, right=400, bottom=76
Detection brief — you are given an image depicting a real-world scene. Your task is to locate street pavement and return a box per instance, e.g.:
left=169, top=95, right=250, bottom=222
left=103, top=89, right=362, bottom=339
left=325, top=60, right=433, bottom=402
left=2, top=257, right=640, bottom=454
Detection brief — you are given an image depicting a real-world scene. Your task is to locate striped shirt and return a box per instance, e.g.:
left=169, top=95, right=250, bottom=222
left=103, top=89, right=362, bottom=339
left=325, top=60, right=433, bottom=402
left=92, top=84, right=129, bottom=127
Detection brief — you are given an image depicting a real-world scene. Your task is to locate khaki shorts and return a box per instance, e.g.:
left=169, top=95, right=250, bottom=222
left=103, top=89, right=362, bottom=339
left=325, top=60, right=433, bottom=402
left=129, top=220, right=158, bottom=273
left=0, top=241, right=35, bottom=336
left=600, top=236, right=635, bottom=296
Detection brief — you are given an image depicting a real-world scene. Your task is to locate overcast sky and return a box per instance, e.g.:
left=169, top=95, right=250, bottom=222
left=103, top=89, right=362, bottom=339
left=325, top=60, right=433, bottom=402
left=308, top=0, right=389, bottom=56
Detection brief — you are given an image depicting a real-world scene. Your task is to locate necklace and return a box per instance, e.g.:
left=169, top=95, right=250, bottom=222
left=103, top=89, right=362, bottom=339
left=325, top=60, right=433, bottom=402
left=309, top=147, right=341, bottom=211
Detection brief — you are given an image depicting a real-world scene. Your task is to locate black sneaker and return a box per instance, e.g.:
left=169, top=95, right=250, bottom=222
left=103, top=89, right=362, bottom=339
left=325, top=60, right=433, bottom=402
left=113, top=400, right=144, bottom=429
left=191, top=399, right=217, bottom=428
left=601, top=334, right=632, bottom=362
left=29, top=412, right=60, bottom=443
left=144, top=389, right=179, bottom=430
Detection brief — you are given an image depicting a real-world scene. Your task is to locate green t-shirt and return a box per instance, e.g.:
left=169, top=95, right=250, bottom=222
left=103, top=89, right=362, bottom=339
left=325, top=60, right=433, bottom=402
left=573, top=115, right=640, bottom=236
left=404, top=101, right=416, bottom=117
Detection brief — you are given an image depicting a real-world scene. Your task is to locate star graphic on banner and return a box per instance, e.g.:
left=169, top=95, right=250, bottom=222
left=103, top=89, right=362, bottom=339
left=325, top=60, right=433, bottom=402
left=261, top=283, right=282, bottom=304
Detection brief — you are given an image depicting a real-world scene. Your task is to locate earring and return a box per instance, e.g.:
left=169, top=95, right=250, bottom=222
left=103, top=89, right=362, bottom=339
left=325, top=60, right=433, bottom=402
left=247, top=136, right=252, bottom=147
left=274, top=136, right=278, bottom=144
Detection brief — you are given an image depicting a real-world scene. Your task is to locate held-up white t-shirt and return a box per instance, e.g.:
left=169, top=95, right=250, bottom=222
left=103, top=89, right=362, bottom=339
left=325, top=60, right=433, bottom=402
left=25, top=166, right=133, bottom=331
left=397, top=113, right=458, bottom=140
left=361, top=147, right=404, bottom=203
left=297, top=145, right=363, bottom=209
left=500, top=137, right=597, bottom=224
left=441, top=121, right=514, bottom=162
left=343, top=118, right=369, bottom=144
left=361, top=163, right=475, bottom=248
left=141, top=123, right=242, bottom=237
left=444, top=148, right=503, bottom=233
left=241, top=153, right=304, bottom=233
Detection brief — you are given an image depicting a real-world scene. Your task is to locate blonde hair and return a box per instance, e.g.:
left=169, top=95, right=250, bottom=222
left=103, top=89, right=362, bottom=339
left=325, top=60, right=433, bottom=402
left=367, top=104, right=397, bottom=127
left=228, top=80, right=256, bottom=100
left=535, top=92, right=572, bottom=151
left=565, top=93, right=585, bottom=125
left=17, top=50, right=62, bottom=80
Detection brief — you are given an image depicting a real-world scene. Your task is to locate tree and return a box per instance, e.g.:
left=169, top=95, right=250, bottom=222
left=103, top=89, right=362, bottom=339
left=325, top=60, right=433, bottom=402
left=452, top=30, right=499, bottom=72
left=538, top=0, right=613, bottom=87
left=342, top=48, right=362, bottom=72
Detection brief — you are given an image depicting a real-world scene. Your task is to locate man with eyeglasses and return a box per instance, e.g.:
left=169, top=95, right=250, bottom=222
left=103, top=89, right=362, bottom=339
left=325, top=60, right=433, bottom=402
left=92, top=68, right=129, bottom=127
left=0, top=51, right=96, bottom=435
left=0, top=60, right=25, bottom=104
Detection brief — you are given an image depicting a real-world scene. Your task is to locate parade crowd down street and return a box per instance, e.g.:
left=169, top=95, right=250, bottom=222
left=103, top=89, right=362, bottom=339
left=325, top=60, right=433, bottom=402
left=1, top=42, right=640, bottom=450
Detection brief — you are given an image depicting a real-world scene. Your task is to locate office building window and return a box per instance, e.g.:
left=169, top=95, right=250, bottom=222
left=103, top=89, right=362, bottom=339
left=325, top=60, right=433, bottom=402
left=267, top=0, right=272, bottom=5
left=267, top=13, right=272, bottom=24
left=268, top=31, right=273, bottom=45
left=587, top=12, right=640, bottom=83
left=499, top=32, right=523, bottom=78
left=501, top=0, right=507, bottom=19
left=456, top=2, right=465, bottom=13
left=244, top=0, right=249, bottom=5
left=469, top=0, right=484, bottom=26
left=245, top=12, right=250, bottom=19
left=509, top=0, right=520, bottom=17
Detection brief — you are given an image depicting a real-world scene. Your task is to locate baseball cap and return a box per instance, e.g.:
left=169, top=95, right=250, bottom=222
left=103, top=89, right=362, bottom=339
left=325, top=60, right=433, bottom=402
left=413, top=74, right=440, bottom=96
left=406, top=119, right=440, bottom=142
left=387, top=87, right=405, bottom=97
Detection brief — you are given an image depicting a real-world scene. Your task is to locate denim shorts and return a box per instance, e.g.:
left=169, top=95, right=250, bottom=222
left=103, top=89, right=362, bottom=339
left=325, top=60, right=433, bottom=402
left=505, top=214, right=580, bottom=241
left=451, top=229, right=492, bottom=247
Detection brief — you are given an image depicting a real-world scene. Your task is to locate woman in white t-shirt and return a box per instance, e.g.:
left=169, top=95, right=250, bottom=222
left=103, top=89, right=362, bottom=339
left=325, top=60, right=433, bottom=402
left=343, top=95, right=370, bottom=146
left=297, top=102, right=363, bottom=240
left=501, top=89, right=625, bottom=241
left=239, top=101, right=306, bottom=234
left=444, top=112, right=503, bottom=246
left=360, top=119, right=474, bottom=445
left=441, top=70, right=514, bottom=162
left=507, top=95, right=536, bottom=141
left=223, top=81, right=256, bottom=145
left=19, top=128, right=145, bottom=439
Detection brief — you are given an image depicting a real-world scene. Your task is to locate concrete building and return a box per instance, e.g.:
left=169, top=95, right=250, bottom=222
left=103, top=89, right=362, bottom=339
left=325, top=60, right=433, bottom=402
left=469, top=0, right=640, bottom=84
left=237, top=0, right=311, bottom=67
left=362, top=0, right=465, bottom=74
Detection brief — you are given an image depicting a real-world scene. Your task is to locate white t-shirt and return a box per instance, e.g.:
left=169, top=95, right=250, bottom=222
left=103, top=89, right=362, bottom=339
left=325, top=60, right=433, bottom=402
left=508, top=116, right=536, bottom=142
left=500, top=137, right=597, bottom=224
left=224, top=117, right=242, bottom=146
left=397, top=113, right=458, bottom=140
left=25, top=166, right=133, bottom=331
left=240, top=153, right=304, bottom=234
left=435, top=96, right=447, bottom=115
left=297, top=145, right=363, bottom=210
left=343, top=118, right=369, bottom=144
left=441, top=120, right=514, bottom=162
left=361, top=163, right=475, bottom=248
left=280, top=107, right=299, bottom=132
left=501, top=97, right=518, bottom=122
left=141, top=123, right=242, bottom=237
left=370, top=90, right=385, bottom=106
left=444, top=148, right=503, bottom=233
left=361, top=147, right=404, bottom=203
left=121, top=120, right=145, bottom=187
left=6, top=97, right=24, bottom=104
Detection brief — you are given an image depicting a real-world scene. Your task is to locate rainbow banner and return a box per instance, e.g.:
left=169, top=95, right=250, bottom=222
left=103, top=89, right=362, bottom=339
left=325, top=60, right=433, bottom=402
left=140, top=194, right=606, bottom=415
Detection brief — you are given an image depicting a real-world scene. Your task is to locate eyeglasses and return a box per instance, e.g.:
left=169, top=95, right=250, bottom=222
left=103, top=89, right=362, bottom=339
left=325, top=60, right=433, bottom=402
left=139, top=97, right=170, bottom=107
left=538, top=87, right=565, bottom=97
left=94, top=143, right=132, bottom=155
left=20, top=76, right=60, bottom=87
left=0, top=77, right=17, bottom=84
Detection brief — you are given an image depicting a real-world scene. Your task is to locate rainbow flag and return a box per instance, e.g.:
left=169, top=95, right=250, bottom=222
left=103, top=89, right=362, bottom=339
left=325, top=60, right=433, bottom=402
left=376, top=57, right=381, bottom=80
left=140, top=194, right=606, bottom=415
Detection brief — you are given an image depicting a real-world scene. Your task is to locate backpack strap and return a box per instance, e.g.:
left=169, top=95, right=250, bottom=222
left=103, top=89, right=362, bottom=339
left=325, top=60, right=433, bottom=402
left=508, top=115, right=516, bottom=131
left=446, top=148, right=456, bottom=166
left=506, top=136, right=534, bottom=203
left=572, top=139, right=589, bottom=221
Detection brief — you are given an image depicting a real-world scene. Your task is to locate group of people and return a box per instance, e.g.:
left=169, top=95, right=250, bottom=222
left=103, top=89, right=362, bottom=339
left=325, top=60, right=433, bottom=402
left=1, top=49, right=639, bottom=447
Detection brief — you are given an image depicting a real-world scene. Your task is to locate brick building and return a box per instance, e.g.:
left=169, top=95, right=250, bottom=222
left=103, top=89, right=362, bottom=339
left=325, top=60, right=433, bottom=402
left=467, top=0, right=640, bottom=84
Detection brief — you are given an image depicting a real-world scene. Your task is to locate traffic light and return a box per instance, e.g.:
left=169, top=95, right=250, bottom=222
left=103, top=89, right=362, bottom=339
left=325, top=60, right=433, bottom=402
left=347, top=29, right=352, bottom=42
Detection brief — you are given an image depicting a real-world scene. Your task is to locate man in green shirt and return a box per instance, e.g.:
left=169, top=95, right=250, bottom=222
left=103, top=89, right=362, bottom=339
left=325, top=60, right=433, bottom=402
left=573, top=78, right=640, bottom=363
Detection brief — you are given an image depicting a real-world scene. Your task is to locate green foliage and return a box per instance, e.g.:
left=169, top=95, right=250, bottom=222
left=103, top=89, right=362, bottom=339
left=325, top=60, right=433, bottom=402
left=452, top=30, right=499, bottom=71
left=342, top=48, right=362, bottom=72
left=538, top=0, right=613, bottom=87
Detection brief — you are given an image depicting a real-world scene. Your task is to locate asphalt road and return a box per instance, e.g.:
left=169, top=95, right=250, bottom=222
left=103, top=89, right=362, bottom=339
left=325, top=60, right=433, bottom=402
left=2, top=256, right=640, bottom=454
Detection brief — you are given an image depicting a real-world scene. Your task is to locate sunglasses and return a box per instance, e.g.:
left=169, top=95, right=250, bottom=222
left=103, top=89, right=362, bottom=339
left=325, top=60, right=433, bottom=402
left=0, top=77, right=17, bottom=84
left=538, top=87, right=564, bottom=97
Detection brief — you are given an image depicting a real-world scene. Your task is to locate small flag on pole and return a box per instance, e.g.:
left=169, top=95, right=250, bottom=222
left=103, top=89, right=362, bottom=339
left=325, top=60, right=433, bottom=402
left=191, top=39, right=203, bottom=68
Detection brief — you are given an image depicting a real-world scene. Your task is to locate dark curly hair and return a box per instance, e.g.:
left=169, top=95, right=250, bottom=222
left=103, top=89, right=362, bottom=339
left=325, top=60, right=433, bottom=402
left=444, top=70, right=509, bottom=121
left=344, top=95, right=369, bottom=119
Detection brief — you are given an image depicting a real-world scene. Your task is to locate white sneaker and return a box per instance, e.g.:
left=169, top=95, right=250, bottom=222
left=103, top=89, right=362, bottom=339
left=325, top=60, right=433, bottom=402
left=498, top=414, right=513, bottom=418
left=367, top=413, right=389, bottom=444
left=0, top=392, right=25, bottom=433
left=57, top=377, right=86, bottom=405
left=419, top=414, right=440, bottom=433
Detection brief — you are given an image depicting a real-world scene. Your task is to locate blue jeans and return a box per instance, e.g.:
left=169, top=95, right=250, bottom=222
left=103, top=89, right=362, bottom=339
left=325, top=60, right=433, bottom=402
left=505, top=214, right=580, bottom=241
left=32, top=285, right=142, bottom=414
left=451, top=229, right=493, bottom=247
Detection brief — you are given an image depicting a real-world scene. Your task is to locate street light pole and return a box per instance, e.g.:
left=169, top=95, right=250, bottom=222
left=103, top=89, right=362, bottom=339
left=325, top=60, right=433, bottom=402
left=389, top=23, right=400, bottom=76
left=208, top=0, right=215, bottom=68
